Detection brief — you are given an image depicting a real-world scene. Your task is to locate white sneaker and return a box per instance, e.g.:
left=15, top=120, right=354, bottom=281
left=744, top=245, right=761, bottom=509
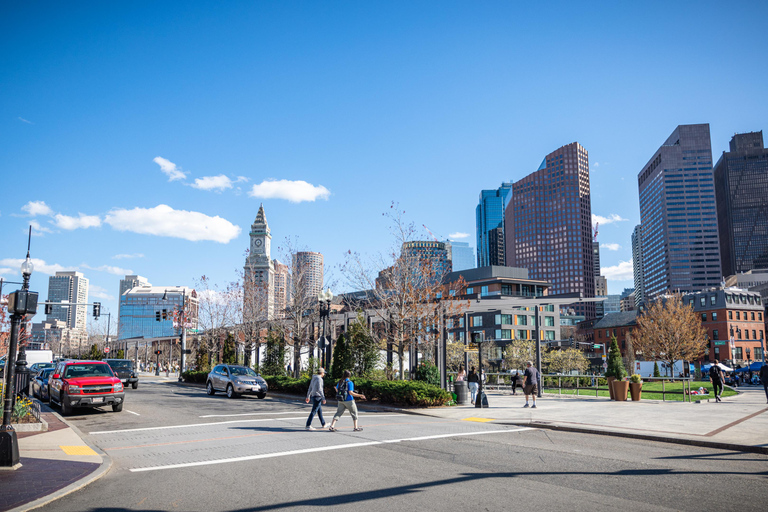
left=306, top=426, right=315, bottom=431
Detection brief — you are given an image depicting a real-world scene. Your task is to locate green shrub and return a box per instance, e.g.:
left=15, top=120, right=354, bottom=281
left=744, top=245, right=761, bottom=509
left=181, top=370, right=209, bottom=383
left=414, top=361, right=440, bottom=387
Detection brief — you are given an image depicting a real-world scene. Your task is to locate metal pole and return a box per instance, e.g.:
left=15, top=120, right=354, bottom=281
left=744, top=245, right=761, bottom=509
left=180, top=289, right=187, bottom=375
left=440, top=308, right=447, bottom=390
left=535, top=305, right=542, bottom=398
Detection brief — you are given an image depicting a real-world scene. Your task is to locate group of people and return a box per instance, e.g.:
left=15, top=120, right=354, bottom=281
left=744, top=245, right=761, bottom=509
left=455, top=361, right=540, bottom=408
left=305, top=367, right=366, bottom=431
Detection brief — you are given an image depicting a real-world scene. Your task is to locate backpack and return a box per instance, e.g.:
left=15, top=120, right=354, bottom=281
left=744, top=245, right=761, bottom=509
left=709, top=366, right=720, bottom=380
left=336, top=380, right=349, bottom=401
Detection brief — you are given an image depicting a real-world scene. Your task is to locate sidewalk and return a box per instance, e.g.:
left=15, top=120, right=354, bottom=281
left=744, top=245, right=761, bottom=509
left=0, top=409, right=110, bottom=512
left=410, top=386, right=768, bottom=454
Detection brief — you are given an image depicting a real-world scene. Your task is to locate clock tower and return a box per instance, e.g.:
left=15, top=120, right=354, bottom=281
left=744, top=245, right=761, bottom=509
left=244, top=204, right=275, bottom=320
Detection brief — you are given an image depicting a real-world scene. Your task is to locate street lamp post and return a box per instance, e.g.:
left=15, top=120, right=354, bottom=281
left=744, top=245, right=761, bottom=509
left=318, top=289, right=333, bottom=370
left=1, top=231, right=39, bottom=468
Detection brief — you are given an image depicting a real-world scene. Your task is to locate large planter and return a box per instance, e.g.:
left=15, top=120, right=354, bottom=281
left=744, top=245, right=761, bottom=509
left=606, top=376, right=616, bottom=400
left=629, top=382, right=642, bottom=401
left=613, top=380, right=629, bottom=401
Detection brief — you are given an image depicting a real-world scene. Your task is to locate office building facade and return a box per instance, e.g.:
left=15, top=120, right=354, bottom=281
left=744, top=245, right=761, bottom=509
left=476, top=183, right=512, bottom=267
left=46, top=271, right=89, bottom=331
left=504, top=142, right=596, bottom=318
left=293, top=251, right=324, bottom=303
left=637, top=124, right=721, bottom=300
left=631, top=224, right=644, bottom=308
left=118, top=285, right=198, bottom=340
left=444, top=240, right=475, bottom=272
left=401, top=241, right=450, bottom=285
left=714, top=131, right=768, bottom=276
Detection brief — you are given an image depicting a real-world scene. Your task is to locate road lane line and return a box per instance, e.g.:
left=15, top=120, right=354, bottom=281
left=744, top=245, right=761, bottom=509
left=128, top=428, right=532, bottom=472
left=125, top=410, right=140, bottom=416
left=199, top=412, right=303, bottom=418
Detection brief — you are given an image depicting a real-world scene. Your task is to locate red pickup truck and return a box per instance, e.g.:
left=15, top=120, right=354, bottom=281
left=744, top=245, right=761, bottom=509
left=49, top=360, right=125, bottom=415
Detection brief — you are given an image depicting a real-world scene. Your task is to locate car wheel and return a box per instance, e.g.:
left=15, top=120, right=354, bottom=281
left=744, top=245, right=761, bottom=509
left=60, top=394, right=72, bottom=416
left=112, top=402, right=123, bottom=412
left=132, top=382, right=138, bottom=390
left=226, top=384, right=239, bottom=399
left=206, top=381, right=215, bottom=395
left=256, top=392, right=266, bottom=399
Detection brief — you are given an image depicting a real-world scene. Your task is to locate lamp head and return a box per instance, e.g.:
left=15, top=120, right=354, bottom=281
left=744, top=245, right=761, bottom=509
left=20, top=256, right=34, bottom=277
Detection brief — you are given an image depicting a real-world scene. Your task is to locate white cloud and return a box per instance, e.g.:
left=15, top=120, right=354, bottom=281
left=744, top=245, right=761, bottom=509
left=192, top=175, right=234, bottom=191
left=53, top=213, right=102, bottom=230
left=18, top=117, right=33, bottom=124
left=449, top=232, right=470, bottom=239
left=0, top=258, right=76, bottom=276
left=22, top=201, right=53, bottom=216
left=81, top=264, right=133, bottom=276
left=601, top=260, right=634, bottom=281
left=90, top=285, right=114, bottom=301
left=592, top=213, right=628, bottom=227
left=104, top=204, right=241, bottom=243
left=0, top=267, right=12, bottom=275
left=593, top=162, right=599, bottom=168
left=113, top=253, right=144, bottom=260
left=249, top=179, right=330, bottom=203
left=29, top=219, right=53, bottom=235
left=600, top=243, right=621, bottom=251
left=153, top=156, right=187, bottom=181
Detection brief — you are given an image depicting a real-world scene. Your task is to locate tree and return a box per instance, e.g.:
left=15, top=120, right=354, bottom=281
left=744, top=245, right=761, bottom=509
left=343, top=203, right=468, bottom=379
left=261, top=329, right=287, bottom=376
left=543, top=348, right=589, bottom=374
left=196, top=276, right=240, bottom=369
left=625, top=330, right=637, bottom=375
left=237, top=262, right=272, bottom=370
left=222, top=333, right=237, bottom=364
left=346, top=312, right=381, bottom=378
left=330, top=333, right=352, bottom=381
left=503, top=338, right=537, bottom=373
left=605, top=336, right=627, bottom=379
left=653, top=361, right=661, bottom=377
left=634, top=293, right=708, bottom=374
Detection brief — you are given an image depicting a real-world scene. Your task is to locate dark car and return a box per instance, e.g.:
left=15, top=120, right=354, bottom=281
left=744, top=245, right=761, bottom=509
left=31, top=368, right=55, bottom=401
left=29, top=362, right=56, bottom=373
left=104, top=359, right=139, bottom=389
left=206, top=364, right=268, bottom=399
left=49, top=360, right=125, bottom=415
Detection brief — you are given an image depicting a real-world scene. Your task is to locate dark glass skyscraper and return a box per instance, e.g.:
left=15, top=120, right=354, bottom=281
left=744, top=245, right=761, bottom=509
left=504, top=142, right=595, bottom=318
left=637, top=124, right=721, bottom=300
left=714, top=131, right=768, bottom=276
left=476, top=183, right=512, bottom=267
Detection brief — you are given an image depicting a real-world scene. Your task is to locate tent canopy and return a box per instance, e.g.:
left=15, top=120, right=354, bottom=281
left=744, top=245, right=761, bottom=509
left=701, top=363, right=734, bottom=372
left=734, top=361, right=764, bottom=373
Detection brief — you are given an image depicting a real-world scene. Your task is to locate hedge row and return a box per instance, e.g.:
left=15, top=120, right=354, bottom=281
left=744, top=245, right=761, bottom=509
left=181, top=370, right=452, bottom=406
left=262, top=375, right=452, bottom=407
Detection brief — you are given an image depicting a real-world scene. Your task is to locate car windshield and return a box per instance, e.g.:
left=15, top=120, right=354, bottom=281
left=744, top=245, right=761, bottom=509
left=107, top=361, right=133, bottom=370
left=64, top=364, right=114, bottom=378
left=229, top=366, right=258, bottom=377
left=39, top=368, right=54, bottom=379
left=36, top=363, right=55, bottom=369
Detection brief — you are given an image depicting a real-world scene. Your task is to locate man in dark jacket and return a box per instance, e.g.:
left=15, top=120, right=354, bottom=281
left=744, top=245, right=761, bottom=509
left=709, top=360, right=724, bottom=402
left=760, top=364, right=768, bottom=404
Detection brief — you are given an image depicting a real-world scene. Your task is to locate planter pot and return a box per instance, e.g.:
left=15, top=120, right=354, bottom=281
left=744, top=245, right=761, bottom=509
left=606, top=376, right=616, bottom=400
left=613, top=380, right=629, bottom=401
left=629, top=382, right=642, bottom=401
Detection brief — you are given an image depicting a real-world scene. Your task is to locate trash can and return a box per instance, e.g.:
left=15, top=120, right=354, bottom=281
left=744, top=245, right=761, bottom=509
left=454, top=380, right=468, bottom=405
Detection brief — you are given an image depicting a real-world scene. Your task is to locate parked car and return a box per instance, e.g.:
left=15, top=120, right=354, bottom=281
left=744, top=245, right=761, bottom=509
left=31, top=368, right=55, bottom=401
left=104, top=359, right=139, bottom=389
left=49, top=360, right=125, bottom=415
left=29, top=362, right=56, bottom=373
left=206, top=364, right=268, bottom=399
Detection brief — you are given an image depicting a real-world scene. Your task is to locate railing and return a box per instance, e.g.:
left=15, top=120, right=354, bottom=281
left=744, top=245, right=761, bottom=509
left=448, top=372, right=695, bottom=402
left=30, top=398, right=42, bottom=421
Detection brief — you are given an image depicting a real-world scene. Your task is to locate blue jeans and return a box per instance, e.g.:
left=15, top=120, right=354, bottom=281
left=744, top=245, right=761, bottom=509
left=468, top=382, right=479, bottom=402
left=306, top=396, right=326, bottom=427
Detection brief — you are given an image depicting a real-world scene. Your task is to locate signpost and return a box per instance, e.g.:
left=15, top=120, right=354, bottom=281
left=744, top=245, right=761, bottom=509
left=104, top=347, right=110, bottom=354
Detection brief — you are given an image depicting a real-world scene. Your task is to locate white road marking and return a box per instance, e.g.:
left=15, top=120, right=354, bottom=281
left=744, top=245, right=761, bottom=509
left=199, top=411, right=309, bottom=418
left=125, top=410, right=141, bottom=416
left=128, top=428, right=532, bottom=472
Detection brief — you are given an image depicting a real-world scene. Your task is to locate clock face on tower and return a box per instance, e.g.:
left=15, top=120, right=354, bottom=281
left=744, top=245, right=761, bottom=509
left=253, top=238, right=263, bottom=253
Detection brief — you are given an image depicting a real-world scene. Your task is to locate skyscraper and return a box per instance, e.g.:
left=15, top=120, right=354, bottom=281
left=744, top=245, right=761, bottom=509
left=292, top=251, right=324, bottom=303
left=244, top=204, right=275, bottom=320
left=476, top=183, right=512, bottom=267
left=631, top=224, right=644, bottom=308
left=272, top=260, right=290, bottom=318
left=592, top=242, right=601, bottom=277
left=401, top=241, right=450, bottom=283
left=504, top=142, right=595, bottom=318
left=46, top=271, right=89, bottom=330
left=444, top=240, right=475, bottom=272
left=637, top=124, right=721, bottom=300
left=714, top=131, right=768, bottom=276
left=119, top=275, right=151, bottom=321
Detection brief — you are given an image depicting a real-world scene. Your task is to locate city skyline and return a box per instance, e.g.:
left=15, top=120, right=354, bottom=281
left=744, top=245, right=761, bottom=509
left=2, top=2, right=767, bottom=326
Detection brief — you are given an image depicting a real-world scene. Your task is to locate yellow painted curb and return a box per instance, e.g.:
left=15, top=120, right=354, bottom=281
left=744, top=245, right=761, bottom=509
left=60, top=445, right=99, bottom=456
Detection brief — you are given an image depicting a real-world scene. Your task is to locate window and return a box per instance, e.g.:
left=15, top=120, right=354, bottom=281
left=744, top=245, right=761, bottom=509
left=746, top=330, right=750, bottom=340
left=458, top=317, right=464, bottom=328
left=545, top=331, right=556, bottom=340
left=544, top=316, right=555, bottom=327
left=446, top=319, right=454, bottom=329
left=466, top=287, right=474, bottom=295
left=756, top=347, right=764, bottom=360
left=516, top=329, right=528, bottom=340
left=736, top=311, right=741, bottom=320
left=495, top=329, right=512, bottom=340
left=753, top=330, right=757, bottom=339
left=751, top=312, right=755, bottom=321
left=495, top=314, right=512, bottom=325
left=712, top=312, right=717, bottom=322
left=713, top=329, right=719, bottom=340
left=516, top=315, right=528, bottom=326
left=710, top=295, right=716, bottom=306
left=728, top=311, right=733, bottom=320
left=544, top=304, right=555, bottom=312
left=700, top=297, right=706, bottom=307
left=606, top=330, right=610, bottom=338
left=701, top=313, right=707, bottom=321
left=760, top=313, right=763, bottom=321
left=480, top=285, right=489, bottom=297
left=470, top=315, right=483, bottom=327
left=735, top=347, right=743, bottom=359
left=726, top=294, right=733, bottom=303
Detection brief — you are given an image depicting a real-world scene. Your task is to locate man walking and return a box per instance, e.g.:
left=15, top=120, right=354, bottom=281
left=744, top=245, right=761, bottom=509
left=760, top=363, right=768, bottom=404
left=709, top=360, right=724, bottom=402
left=523, top=361, right=539, bottom=408
left=305, top=367, right=327, bottom=430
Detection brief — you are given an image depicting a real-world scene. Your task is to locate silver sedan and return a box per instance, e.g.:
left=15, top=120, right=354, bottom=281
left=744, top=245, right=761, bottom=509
left=206, top=364, right=268, bottom=399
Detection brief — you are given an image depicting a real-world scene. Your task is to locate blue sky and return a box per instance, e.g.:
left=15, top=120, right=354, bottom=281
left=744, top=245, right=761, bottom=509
left=2, top=1, right=767, bottom=327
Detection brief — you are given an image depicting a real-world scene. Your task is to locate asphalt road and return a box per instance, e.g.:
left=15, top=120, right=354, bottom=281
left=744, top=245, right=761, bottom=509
left=39, top=380, right=768, bottom=512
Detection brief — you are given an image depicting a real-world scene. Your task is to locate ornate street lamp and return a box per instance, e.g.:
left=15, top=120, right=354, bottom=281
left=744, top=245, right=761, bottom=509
left=1, top=229, right=39, bottom=468
left=318, top=289, right=333, bottom=370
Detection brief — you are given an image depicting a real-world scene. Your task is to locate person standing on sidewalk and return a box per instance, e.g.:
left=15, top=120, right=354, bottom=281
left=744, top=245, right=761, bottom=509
left=510, top=371, right=519, bottom=395
left=760, top=363, right=768, bottom=404
left=709, top=360, right=724, bottom=402
left=328, top=370, right=366, bottom=432
left=467, top=367, right=479, bottom=404
left=305, top=367, right=327, bottom=430
left=523, top=361, right=539, bottom=408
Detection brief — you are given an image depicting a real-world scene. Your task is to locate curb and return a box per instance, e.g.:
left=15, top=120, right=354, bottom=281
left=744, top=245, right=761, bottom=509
left=498, top=420, right=768, bottom=455
left=9, top=410, right=113, bottom=512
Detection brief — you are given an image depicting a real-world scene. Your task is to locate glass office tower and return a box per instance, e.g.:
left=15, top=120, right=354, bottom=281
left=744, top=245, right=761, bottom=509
left=476, top=183, right=512, bottom=267
left=714, top=131, right=768, bottom=276
left=637, top=124, right=721, bottom=300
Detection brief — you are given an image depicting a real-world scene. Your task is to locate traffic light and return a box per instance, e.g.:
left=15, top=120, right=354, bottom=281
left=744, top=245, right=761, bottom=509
left=154, top=350, right=162, bottom=355
left=162, top=309, right=168, bottom=320
left=156, top=311, right=161, bottom=322
left=45, top=303, right=53, bottom=315
left=471, top=331, right=484, bottom=343
left=569, top=336, right=574, bottom=348
left=93, top=302, right=101, bottom=318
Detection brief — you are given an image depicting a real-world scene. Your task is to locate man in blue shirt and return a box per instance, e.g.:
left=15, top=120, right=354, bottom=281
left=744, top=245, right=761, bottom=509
left=328, top=370, right=366, bottom=432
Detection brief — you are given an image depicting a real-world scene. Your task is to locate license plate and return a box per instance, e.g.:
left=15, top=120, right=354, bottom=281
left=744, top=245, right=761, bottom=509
left=93, top=397, right=104, bottom=403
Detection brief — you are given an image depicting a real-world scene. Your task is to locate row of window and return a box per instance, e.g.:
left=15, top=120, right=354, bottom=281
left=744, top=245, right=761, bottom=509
left=469, top=314, right=556, bottom=327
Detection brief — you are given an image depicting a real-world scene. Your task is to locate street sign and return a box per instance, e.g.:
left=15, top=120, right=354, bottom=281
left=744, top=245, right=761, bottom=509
left=602, top=362, right=608, bottom=369
left=464, top=349, right=479, bottom=353
left=593, top=344, right=601, bottom=349
left=468, top=342, right=481, bottom=350
left=601, top=354, right=607, bottom=360
left=714, top=341, right=726, bottom=346
left=104, top=347, right=110, bottom=354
